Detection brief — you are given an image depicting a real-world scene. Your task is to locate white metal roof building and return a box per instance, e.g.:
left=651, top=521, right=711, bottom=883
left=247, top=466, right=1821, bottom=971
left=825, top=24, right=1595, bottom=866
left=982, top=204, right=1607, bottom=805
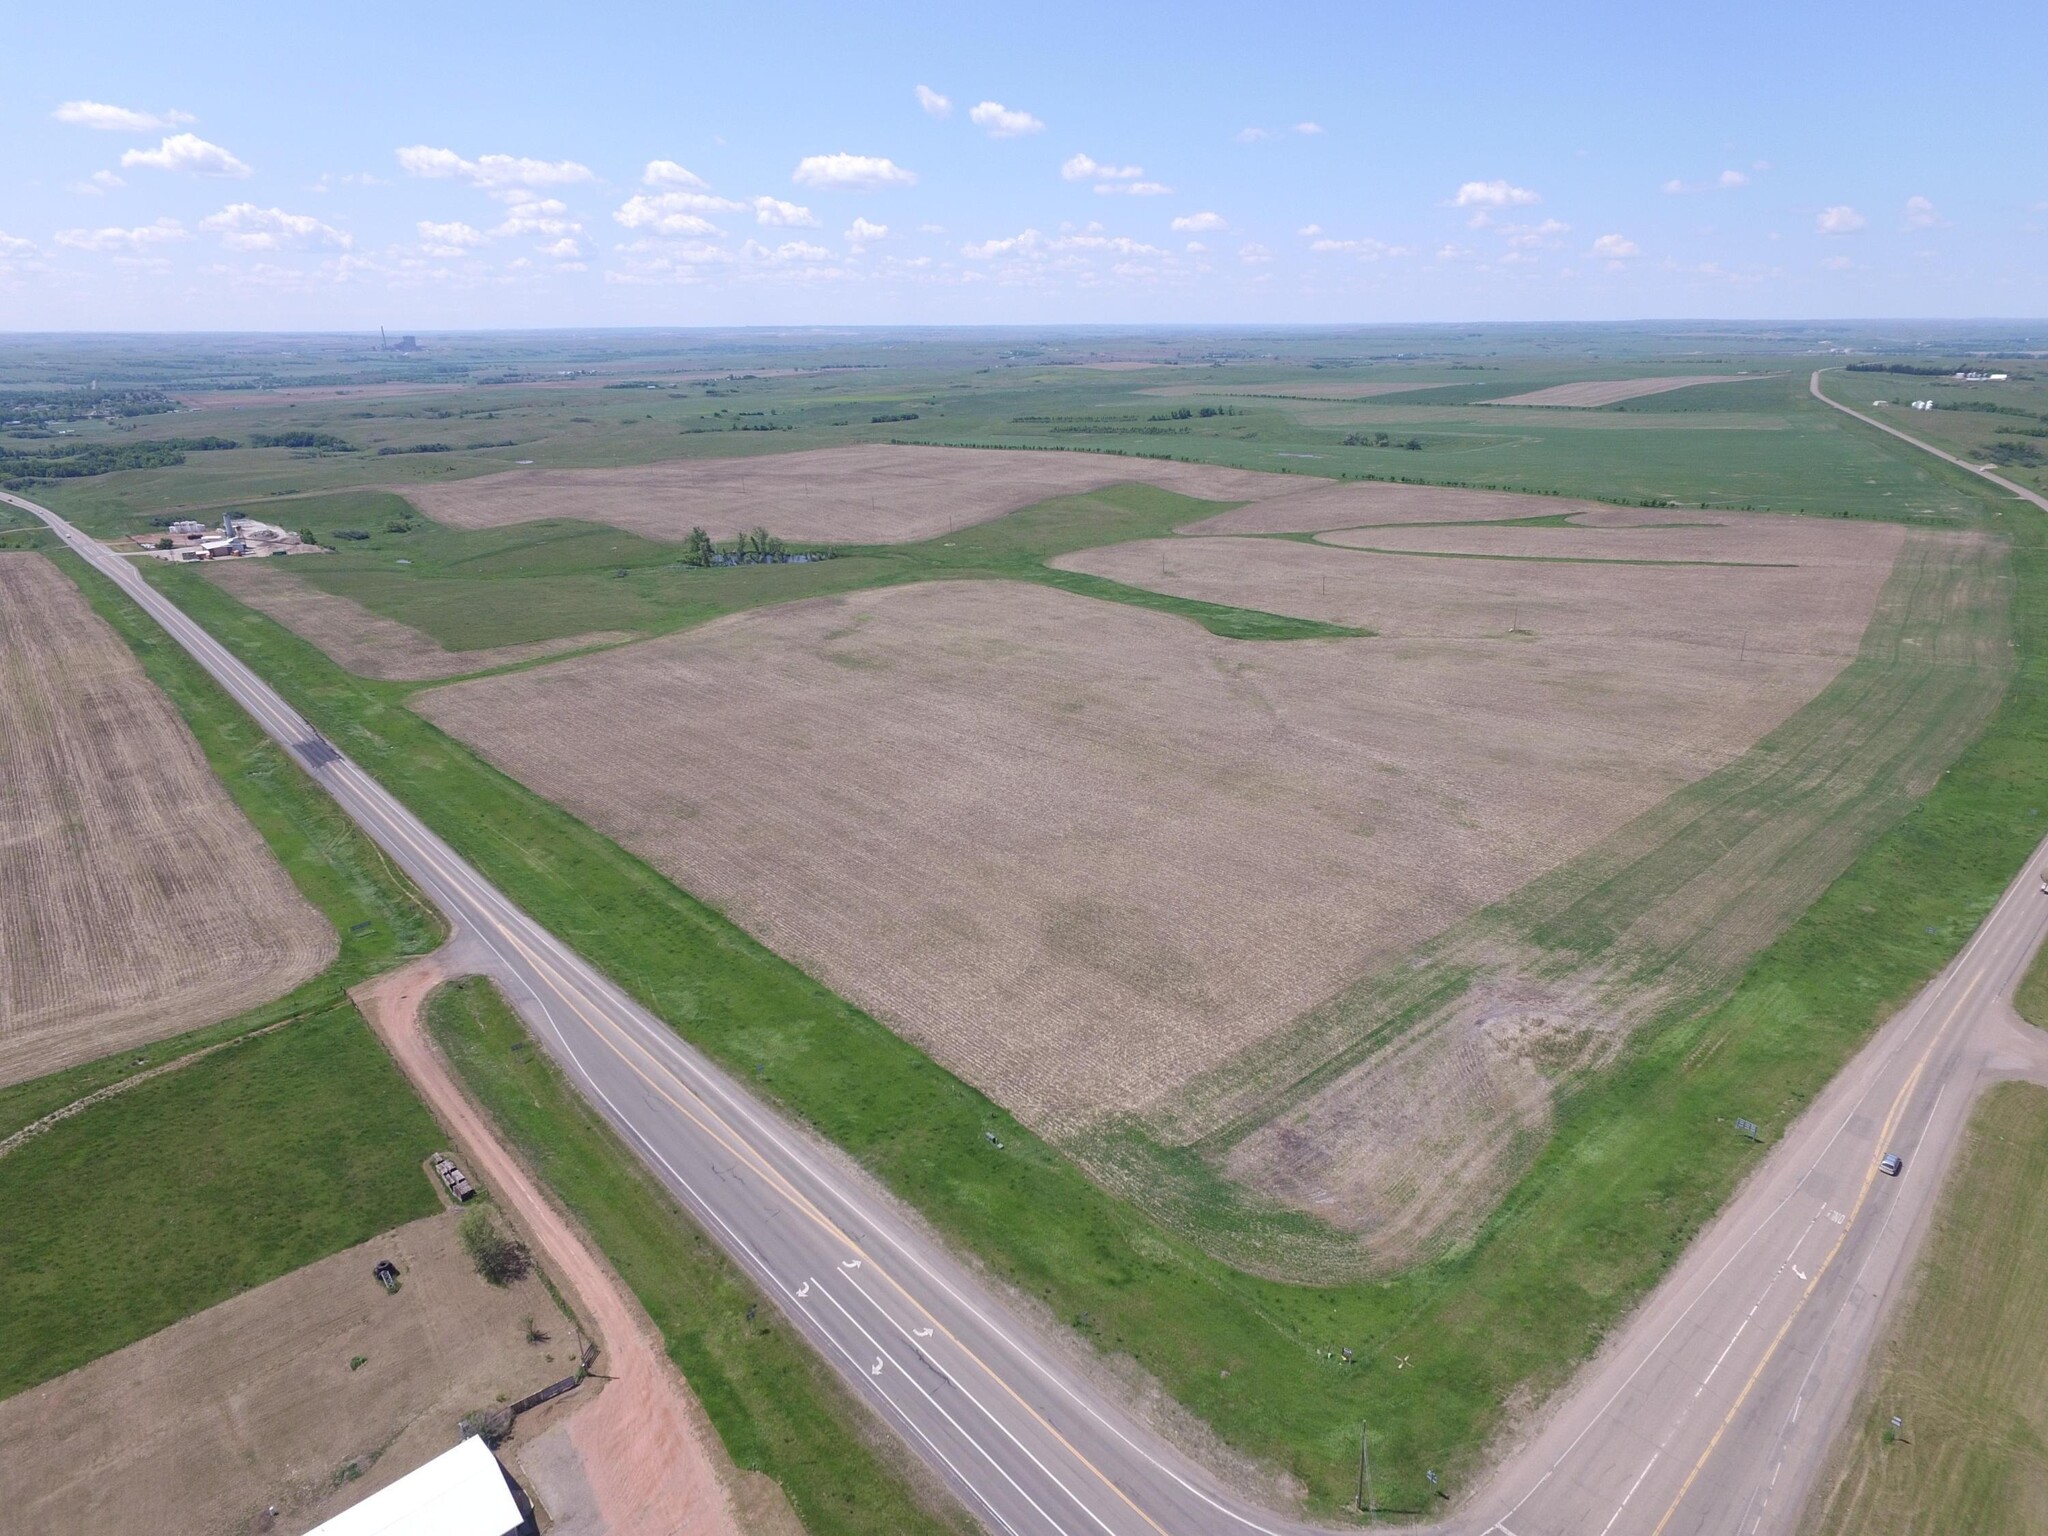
left=307, top=1435, right=525, bottom=1536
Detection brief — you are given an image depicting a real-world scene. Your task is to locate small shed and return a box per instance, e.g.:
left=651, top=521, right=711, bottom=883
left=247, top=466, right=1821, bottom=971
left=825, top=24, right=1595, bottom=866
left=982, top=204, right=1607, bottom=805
left=306, top=1435, right=525, bottom=1536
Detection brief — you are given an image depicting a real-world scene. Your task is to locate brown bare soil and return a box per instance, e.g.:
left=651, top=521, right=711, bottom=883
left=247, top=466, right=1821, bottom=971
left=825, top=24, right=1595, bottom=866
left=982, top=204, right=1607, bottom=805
left=401, top=443, right=1308, bottom=545
left=0, top=1209, right=576, bottom=1536
left=1484, top=374, right=1774, bottom=407
left=416, top=554, right=1892, bottom=1140
left=205, top=560, right=634, bottom=681
left=355, top=955, right=753, bottom=1536
left=1173, top=476, right=1628, bottom=535
left=1135, top=382, right=1441, bottom=399
left=0, top=552, right=332, bottom=1088
left=1058, top=517, right=1901, bottom=657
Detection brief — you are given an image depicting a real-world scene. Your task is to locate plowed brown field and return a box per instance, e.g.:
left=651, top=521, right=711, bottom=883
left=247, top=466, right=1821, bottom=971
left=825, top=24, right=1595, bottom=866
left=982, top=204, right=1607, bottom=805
left=205, top=560, right=634, bottom=681
left=0, top=553, right=331, bottom=1086
left=401, top=443, right=1308, bottom=545
left=1485, top=374, right=1773, bottom=407
left=418, top=539, right=1893, bottom=1138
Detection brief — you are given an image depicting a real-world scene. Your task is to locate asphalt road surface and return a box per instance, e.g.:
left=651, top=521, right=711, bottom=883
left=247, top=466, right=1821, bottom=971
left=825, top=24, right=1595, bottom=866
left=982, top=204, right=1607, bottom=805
left=11, top=396, right=2048, bottom=1536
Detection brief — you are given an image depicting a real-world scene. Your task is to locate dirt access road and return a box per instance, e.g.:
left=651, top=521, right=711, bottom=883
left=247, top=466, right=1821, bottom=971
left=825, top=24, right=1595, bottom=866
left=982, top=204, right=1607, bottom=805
left=353, top=952, right=752, bottom=1536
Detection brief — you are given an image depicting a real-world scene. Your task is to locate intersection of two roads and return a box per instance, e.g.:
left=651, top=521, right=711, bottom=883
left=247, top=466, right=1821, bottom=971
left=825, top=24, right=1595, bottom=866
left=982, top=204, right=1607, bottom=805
left=12, top=393, right=2048, bottom=1535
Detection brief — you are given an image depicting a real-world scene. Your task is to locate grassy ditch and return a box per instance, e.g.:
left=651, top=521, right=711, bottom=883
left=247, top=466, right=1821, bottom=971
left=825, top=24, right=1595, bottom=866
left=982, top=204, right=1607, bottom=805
left=1801, top=1082, right=2048, bottom=1536
left=137, top=435, right=2048, bottom=1514
left=0, top=1000, right=444, bottom=1398
left=243, top=484, right=1362, bottom=655
left=426, top=976, right=972, bottom=1536
left=2016, top=933, right=2048, bottom=1031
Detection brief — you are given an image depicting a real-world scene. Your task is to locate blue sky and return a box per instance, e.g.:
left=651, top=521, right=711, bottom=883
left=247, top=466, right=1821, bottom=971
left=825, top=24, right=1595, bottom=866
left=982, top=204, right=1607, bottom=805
left=4, top=0, right=2044, bottom=329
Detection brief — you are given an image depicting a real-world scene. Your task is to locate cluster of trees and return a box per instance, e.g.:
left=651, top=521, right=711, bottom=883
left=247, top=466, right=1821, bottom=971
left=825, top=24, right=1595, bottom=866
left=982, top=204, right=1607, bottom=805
left=870, top=411, right=921, bottom=423
left=375, top=442, right=452, bottom=455
left=1847, top=362, right=2030, bottom=378
left=249, top=430, right=356, bottom=451
left=1343, top=431, right=1424, bottom=450
left=1147, top=406, right=1242, bottom=421
left=0, top=436, right=237, bottom=487
left=680, top=525, right=833, bottom=567
left=1983, top=439, right=2046, bottom=468
left=459, top=1209, right=531, bottom=1286
left=0, top=387, right=177, bottom=426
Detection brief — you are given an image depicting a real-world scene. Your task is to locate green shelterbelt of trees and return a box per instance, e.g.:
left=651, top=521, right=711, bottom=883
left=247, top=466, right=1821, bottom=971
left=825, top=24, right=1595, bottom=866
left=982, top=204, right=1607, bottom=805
left=0, top=438, right=239, bottom=486
left=0, top=387, right=179, bottom=424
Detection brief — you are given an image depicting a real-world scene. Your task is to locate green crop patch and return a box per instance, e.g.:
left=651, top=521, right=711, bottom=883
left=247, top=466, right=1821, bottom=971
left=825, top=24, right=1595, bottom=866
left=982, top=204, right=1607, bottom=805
left=0, top=1002, right=443, bottom=1399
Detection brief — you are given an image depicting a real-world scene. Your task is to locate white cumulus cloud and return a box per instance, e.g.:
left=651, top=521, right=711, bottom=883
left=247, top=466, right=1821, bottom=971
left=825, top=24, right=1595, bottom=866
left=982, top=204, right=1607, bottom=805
left=200, top=204, right=351, bottom=251
left=916, top=85, right=952, bottom=119
left=395, top=146, right=594, bottom=190
left=54, top=218, right=189, bottom=252
left=1171, top=210, right=1226, bottom=233
left=1718, top=168, right=1749, bottom=188
left=969, top=101, right=1045, bottom=138
left=1452, top=179, right=1539, bottom=208
left=1903, top=195, right=1945, bottom=230
left=1238, top=242, right=1273, bottom=264
left=493, top=198, right=580, bottom=238
left=121, top=134, right=250, bottom=178
left=1234, top=126, right=1275, bottom=143
left=752, top=196, right=818, bottom=227
left=846, top=216, right=888, bottom=248
left=792, top=153, right=918, bottom=190
left=613, top=192, right=738, bottom=236
left=1061, top=152, right=1142, bottom=182
left=417, top=220, right=487, bottom=255
left=1310, top=236, right=1406, bottom=259
left=1816, top=204, right=1867, bottom=235
left=1590, top=233, right=1640, bottom=260
left=54, top=100, right=195, bottom=132
left=643, top=160, right=709, bottom=189
left=1294, top=121, right=1324, bottom=136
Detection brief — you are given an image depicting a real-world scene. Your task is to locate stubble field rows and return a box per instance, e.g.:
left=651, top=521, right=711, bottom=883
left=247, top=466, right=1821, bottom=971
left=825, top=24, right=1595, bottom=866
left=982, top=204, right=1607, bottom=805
left=417, top=493, right=1902, bottom=1171
left=403, top=442, right=1309, bottom=546
left=0, top=552, right=333, bottom=1086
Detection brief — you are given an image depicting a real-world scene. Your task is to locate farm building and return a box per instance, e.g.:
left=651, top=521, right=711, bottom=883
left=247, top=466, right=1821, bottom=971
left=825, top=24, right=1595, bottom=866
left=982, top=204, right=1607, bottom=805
left=306, top=1434, right=527, bottom=1536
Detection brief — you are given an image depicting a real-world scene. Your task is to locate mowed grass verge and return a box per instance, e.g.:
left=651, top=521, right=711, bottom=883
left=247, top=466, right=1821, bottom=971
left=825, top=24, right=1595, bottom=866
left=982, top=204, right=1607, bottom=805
left=0, top=551, right=449, bottom=1399
left=138, top=421, right=2048, bottom=1515
left=427, top=976, right=972, bottom=1536
left=1801, top=1081, right=2048, bottom=1536
left=263, top=484, right=1362, bottom=657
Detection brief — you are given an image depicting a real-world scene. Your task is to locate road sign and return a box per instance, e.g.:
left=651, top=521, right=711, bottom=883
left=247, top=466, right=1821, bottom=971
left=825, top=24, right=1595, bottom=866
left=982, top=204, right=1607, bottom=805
left=1735, top=1117, right=1760, bottom=1140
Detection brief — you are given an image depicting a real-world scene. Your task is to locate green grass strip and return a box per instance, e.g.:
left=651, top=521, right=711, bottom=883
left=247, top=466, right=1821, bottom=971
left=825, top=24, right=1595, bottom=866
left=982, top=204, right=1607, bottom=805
left=0, top=1001, right=445, bottom=1398
left=426, top=976, right=972, bottom=1536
